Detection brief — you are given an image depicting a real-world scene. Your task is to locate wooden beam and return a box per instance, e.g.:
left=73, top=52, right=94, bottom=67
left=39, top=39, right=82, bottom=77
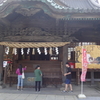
left=0, top=46, right=4, bottom=81
left=91, top=71, right=94, bottom=85
left=62, top=44, right=68, bottom=81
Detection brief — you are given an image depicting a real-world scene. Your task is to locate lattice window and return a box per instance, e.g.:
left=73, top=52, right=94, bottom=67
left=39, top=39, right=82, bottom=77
left=82, top=42, right=95, bottom=46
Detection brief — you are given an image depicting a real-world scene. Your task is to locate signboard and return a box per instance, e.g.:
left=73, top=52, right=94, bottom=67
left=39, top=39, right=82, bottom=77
left=3, top=61, right=7, bottom=67
left=75, top=45, right=100, bottom=69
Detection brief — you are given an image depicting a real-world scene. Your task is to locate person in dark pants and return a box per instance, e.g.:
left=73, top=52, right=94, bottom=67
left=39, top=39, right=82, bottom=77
left=34, top=65, right=42, bottom=92
left=63, top=62, right=73, bottom=92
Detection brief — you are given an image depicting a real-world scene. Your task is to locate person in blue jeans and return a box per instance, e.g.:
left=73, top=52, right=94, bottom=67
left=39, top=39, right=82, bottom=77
left=63, top=62, right=73, bottom=92
left=16, top=64, right=27, bottom=90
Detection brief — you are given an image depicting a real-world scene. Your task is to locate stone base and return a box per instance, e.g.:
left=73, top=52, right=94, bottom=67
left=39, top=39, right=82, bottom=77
left=78, top=94, right=86, bottom=98
left=0, top=84, right=6, bottom=89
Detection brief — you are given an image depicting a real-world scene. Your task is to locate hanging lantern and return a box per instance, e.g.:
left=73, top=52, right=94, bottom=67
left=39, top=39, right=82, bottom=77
left=50, top=47, right=52, bottom=55
left=12, top=48, right=17, bottom=55
left=44, top=47, right=47, bottom=55
left=37, top=48, right=41, bottom=54
left=15, top=48, right=17, bottom=55
left=5, top=47, right=9, bottom=55
left=27, top=48, right=30, bottom=54
left=55, top=47, right=59, bottom=55
left=21, top=48, right=24, bottom=55
left=32, top=48, right=35, bottom=55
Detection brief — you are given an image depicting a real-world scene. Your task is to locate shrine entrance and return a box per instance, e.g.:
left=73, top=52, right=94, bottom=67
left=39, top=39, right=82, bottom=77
left=1, top=42, right=69, bottom=87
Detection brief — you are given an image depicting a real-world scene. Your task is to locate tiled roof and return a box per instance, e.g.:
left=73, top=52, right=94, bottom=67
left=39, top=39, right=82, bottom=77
left=0, top=0, right=6, bottom=4
left=59, top=0, right=94, bottom=9
left=0, top=0, right=7, bottom=6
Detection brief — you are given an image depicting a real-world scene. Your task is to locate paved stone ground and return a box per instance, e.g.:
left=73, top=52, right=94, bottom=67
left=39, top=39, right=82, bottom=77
left=78, top=97, right=100, bottom=100
left=0, top=84, right=99, bottom=100
left=0, top=93, right=77, bottom=100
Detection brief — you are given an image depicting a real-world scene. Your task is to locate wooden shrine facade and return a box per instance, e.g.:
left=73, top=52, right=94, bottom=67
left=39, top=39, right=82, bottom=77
left=0, top=0, right=100, bottom=86
left=3, top=42, right=100, bottom=87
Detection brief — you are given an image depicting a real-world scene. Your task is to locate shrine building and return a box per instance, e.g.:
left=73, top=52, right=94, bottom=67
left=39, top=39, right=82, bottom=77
left=0, top=0, right=100, bottom=87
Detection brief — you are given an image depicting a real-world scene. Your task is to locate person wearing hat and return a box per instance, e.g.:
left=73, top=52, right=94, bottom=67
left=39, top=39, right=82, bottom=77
left=63, top=62, right=73, bottom=92
left=34, top=65, right=42, bottom=92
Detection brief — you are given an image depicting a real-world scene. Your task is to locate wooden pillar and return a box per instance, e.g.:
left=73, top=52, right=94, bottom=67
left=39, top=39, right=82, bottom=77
left=62, top=44, right=68, bottom=81
left=76, top=68, right=80, bottom=85
left=91, top=70, right=94, bottom=85
left=0, top=46, right=4, bottom=81
left=58, top=47, right=63, bottom=61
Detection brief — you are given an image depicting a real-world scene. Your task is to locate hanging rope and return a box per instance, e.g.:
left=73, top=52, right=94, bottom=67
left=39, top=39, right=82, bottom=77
left=0, top=42, right=69, bottom=48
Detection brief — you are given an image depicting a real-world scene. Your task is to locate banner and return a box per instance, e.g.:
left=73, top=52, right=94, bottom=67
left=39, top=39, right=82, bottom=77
left=81, top=48, right=88, bottom=82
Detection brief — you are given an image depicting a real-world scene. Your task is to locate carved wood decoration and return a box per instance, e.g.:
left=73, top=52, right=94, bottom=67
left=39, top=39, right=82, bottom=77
left=0, top=1, right=100, bottom=42
left=0, top=11, right=80, bottom=42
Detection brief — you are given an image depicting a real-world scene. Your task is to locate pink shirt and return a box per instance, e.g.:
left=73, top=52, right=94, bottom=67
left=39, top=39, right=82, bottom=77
left=16, top=68, right=26, bottom=75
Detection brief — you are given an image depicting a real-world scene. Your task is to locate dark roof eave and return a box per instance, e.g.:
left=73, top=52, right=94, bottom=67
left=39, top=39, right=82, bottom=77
left=0, top=0, right=100, bottom=19
left=62, top=18, right=100, bottom=20
left=0, top=0, right=100, bottom=13
left=45, top=0, right=100, bottom=13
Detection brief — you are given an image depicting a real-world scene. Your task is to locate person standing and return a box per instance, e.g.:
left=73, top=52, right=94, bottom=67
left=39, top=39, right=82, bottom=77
left=63, top=62, right=73, bottom=92
left=34, top=65, right=42, bottom=92
left=16, top=64, right=27, bottom=90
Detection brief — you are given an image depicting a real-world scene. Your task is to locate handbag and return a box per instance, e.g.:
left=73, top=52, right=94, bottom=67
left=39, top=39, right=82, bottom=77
left=22, top=72, right=25, bottom=79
